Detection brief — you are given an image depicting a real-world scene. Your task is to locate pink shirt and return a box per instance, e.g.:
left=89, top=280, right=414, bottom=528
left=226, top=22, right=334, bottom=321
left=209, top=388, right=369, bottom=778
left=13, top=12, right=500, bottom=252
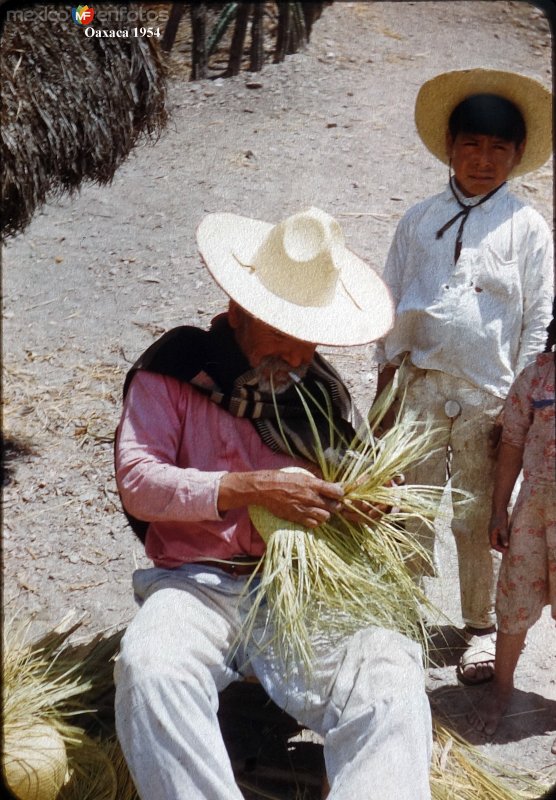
left=115, top=370, right=297, bottom=567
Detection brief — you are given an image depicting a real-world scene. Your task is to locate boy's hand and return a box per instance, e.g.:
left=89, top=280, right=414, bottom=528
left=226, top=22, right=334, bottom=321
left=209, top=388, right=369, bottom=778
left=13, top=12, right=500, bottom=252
left=489, top=510, right=510, bottom=552
left=488, top=410, right=504, bottom=453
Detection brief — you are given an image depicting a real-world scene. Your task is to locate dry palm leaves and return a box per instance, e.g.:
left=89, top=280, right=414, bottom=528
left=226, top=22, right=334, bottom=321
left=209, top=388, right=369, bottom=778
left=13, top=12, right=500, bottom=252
left=2, top=613, right=122, bottom=800
left=430, top=721, right=546, bottom=800
left=244, top=381, right=454, bottom=667
left=0, top=4, right=167, bottom=242
left=3, top=615, right=87, bottom=799
left=3, top=614, right=552, bottom=800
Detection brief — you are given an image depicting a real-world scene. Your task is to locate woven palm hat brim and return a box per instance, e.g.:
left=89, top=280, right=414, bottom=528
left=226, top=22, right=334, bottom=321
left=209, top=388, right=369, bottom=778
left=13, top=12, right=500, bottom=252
left=196, top=212, right=394, bottom=346
left=415, top=68, right=552, bottom=177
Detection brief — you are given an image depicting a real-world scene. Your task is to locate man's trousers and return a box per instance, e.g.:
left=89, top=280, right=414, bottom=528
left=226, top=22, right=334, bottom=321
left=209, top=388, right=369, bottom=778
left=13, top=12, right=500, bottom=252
left=114, top=564, right=432, bottom=800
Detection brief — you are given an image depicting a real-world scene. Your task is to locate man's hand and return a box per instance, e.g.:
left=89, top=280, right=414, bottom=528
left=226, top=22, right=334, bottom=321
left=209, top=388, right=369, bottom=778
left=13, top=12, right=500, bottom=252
left=218, top=469, right=344, bottom=528
left=340, top=474, right=405, bottom=523
left=489, top=510, right=510, bottom=552
left=340, top=497, right=387, bottom=523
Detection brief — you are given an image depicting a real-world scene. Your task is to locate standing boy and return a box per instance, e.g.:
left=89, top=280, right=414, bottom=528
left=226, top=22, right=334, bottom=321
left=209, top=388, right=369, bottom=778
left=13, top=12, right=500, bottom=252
left=373, top=69, right=553, bottom=684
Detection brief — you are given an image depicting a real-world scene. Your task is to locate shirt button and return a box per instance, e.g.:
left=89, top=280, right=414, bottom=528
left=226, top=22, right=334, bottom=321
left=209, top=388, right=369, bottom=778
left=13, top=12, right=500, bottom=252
left=444, top=400, right=462, bottom=419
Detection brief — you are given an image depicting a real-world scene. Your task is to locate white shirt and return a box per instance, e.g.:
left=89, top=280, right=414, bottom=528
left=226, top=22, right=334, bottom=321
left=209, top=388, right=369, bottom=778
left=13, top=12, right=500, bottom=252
left=375, top=182, right=554, bottom=398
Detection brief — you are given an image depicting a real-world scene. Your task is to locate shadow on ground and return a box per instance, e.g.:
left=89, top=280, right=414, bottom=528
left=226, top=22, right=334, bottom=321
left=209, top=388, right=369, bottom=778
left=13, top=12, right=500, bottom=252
left=429, top=682, right=556, bottom=748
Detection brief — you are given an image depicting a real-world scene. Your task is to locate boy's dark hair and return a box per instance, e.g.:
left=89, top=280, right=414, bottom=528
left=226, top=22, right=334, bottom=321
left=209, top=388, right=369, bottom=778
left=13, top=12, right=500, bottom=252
left=537, top=780, right=556, bottom=800
left=449, top=93, right=526, bottom=145
left=544, top=296, right=556, bottom=353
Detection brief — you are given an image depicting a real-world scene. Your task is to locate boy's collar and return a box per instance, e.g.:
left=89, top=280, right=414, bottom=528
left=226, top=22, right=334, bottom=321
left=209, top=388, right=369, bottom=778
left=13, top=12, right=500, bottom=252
left=447, top=179, right=509, bottom=208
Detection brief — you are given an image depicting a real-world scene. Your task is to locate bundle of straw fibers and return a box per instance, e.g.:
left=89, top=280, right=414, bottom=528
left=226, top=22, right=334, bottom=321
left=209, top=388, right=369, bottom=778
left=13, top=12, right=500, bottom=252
left=0, top=3, right=167, bottom=242
left=3, top=723, right=68, bottom=800
left=2, top=620, right=91, bottom=800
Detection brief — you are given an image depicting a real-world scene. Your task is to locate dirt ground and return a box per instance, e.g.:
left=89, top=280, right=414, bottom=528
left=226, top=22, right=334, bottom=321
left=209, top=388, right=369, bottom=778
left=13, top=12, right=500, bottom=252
left=3, top=1, right=555, bottom=795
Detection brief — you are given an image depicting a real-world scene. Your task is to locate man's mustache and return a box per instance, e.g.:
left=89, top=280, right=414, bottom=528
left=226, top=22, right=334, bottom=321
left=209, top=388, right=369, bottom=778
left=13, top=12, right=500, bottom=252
left=253, top=356, right=309, bottom=393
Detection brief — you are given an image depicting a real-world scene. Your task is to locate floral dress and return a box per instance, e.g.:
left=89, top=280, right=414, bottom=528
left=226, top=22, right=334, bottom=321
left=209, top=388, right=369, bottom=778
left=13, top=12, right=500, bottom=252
left=496, top=352, right=556, bottom=635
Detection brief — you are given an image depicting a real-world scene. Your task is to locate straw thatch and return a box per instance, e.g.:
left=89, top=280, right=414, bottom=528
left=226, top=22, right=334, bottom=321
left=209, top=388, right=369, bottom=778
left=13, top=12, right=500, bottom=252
left=0, top=3, right=167, bottom=242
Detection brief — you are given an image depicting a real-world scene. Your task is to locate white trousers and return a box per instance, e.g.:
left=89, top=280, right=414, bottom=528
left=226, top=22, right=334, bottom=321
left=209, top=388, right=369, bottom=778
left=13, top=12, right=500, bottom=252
left=395, top=366, right=504, bottom=629
left=114, top=565, right=432, bottom=800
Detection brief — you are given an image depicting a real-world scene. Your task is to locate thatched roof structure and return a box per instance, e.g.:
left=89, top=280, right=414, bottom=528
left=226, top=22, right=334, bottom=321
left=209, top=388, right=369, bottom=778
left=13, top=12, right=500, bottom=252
left=0, top=3, right=167, bottom=242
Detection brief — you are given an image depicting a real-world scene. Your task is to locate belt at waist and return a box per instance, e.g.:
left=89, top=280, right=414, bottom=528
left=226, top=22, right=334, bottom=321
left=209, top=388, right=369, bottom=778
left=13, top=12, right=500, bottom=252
left=192, top=557, right=263, bottom=577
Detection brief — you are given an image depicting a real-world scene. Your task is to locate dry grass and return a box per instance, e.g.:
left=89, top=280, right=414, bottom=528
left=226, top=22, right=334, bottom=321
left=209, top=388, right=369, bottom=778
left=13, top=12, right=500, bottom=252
left=3, top=614, right=552, bottom=800
left=430, top=721, right=547, bottom=800
left=2, top=613, right=127, bottom=799
left=2, top=356, right=121, bottom=447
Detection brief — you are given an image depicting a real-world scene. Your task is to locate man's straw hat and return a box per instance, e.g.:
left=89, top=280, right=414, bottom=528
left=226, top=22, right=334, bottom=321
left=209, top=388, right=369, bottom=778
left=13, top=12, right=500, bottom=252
left=415, top=68, right=552, bottom=177
left=196, top=207, right=394, bottom=346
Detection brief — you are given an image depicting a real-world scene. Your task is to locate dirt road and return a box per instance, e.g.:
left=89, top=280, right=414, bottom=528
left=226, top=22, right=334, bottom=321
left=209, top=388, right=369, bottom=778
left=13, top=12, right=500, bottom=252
left=3, top=1, right=555, bottom=792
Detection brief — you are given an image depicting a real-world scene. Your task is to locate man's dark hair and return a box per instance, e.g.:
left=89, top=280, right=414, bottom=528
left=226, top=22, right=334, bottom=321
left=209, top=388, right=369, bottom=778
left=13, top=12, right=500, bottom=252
left=449, top=93, right=526, bottom=145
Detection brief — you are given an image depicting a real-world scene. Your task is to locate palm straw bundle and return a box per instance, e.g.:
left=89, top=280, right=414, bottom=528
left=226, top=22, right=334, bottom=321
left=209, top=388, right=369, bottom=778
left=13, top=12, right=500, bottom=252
left=2, top=614, right=119, bottom=800
left=244, top=382, right=454, bottom=667
left=3, top=616, right=85, bottom=799
left=430, top=721, right=547, bottom=800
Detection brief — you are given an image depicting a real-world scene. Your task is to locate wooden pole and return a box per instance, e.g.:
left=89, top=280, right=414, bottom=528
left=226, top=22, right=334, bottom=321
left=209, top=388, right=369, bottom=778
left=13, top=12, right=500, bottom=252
left=160, top=2, right=187, bottom=53
left=302, top=2, right=327, bottom=41
left=274, top=2, right=291, bottom=63
left=190, top=3, right=208, bottom=80
left=249, top=2, right=264, bottom=72
left=227, top=2, right=251, bottom=77
left=288, top=2, right=307, bottom=54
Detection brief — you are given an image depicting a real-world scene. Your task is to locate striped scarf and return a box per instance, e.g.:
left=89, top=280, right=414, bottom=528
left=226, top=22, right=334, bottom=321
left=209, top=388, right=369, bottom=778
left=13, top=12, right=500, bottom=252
left=124, top=313, right=358, bottom=463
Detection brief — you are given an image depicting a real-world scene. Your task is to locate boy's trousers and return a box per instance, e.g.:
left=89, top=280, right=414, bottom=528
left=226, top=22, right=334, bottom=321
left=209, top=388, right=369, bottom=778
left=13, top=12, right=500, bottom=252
left=395, top=365, right=504, bottom=629
left=114, top=565, right=432, bottom=800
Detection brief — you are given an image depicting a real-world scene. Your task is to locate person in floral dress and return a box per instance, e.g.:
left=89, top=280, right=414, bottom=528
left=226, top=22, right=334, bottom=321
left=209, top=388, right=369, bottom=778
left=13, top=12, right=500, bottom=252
left=469, top=300, right=556, bottom=745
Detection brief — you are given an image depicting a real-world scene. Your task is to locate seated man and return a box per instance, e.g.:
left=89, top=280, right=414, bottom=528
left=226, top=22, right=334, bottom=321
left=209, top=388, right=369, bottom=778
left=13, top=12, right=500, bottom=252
left=114, top=207, right=432, bottom=799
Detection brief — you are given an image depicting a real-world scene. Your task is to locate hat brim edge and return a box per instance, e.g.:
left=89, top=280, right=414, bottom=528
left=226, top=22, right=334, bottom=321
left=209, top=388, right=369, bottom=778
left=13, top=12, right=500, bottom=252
left=196, top=213, right=394, bottom=346
left=414, top=68, right=553, bottom=177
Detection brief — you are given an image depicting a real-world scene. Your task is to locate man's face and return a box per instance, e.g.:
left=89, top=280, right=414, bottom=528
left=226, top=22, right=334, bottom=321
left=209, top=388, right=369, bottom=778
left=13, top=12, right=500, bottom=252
left=228, top=303, right=316, bottom=392
left=446, top=132, right=525, bottom=197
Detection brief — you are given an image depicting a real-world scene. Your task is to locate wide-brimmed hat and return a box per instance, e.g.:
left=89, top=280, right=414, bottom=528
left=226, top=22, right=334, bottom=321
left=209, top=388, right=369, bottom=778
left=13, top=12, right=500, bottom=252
left=196, top=207, right=394, bottom=346
left=414, top=68, right=552, bottom=177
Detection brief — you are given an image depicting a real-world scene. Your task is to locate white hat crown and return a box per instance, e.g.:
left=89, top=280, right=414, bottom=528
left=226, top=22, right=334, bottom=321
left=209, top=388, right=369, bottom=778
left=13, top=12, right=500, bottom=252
left=251, top=207, right=343, bottom=307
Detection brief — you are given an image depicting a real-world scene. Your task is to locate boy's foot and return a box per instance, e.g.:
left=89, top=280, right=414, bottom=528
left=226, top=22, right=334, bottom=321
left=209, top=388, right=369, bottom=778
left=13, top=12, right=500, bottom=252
left=552, top=737, right=556, bottom=756
left=456, top=627, right=496, bottom=685
left=467, top=684, right=511, bottom=735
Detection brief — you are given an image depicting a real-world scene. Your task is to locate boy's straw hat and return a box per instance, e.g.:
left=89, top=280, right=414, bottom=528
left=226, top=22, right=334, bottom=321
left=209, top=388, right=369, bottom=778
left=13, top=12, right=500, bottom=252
left=196, top=207, right=394, bottom=346
left=415, top=68, right=552, bottom=177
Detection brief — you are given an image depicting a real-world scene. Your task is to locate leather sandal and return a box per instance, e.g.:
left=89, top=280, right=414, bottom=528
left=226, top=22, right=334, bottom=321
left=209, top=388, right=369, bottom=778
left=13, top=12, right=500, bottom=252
left=456, top=632, right=496, bottom=686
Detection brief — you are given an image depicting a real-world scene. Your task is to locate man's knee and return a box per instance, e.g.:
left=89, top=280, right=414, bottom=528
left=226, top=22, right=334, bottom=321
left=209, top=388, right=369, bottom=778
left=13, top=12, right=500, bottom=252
left=334, top=627, right=426, bottom=717
left=114, top=625, right=168, bottom=691
left=114, top=622, right=228, bottom=715
left=356, top=626, right=424, bottom=673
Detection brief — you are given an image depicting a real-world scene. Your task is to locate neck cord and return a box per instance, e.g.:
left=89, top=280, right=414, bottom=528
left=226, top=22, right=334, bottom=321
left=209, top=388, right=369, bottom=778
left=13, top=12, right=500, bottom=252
left=436, top=176, right=505, bottom=263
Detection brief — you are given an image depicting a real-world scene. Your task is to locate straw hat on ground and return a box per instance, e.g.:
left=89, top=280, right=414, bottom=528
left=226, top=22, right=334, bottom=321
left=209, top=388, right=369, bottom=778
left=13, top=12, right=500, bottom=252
left=414, top=68, right=552, bottom=177
left=196, top=207, right=394, bottom=346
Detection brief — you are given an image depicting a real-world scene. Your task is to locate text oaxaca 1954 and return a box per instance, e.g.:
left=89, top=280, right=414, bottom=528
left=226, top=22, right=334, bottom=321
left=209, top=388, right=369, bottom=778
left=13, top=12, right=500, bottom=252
left=84, top=26, right=161, bottom=38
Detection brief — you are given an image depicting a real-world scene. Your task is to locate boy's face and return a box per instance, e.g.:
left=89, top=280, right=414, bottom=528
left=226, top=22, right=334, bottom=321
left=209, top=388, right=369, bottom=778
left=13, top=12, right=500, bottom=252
left=446, top=132, right=525, bottom=197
